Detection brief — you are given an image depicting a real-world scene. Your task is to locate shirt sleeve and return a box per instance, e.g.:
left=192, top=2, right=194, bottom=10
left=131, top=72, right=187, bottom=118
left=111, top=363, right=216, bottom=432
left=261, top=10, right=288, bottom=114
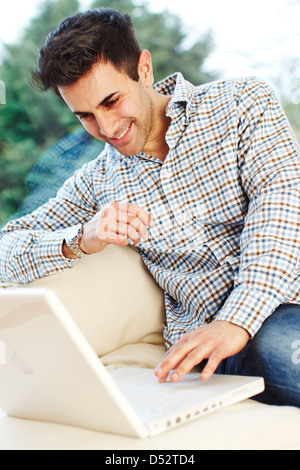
left=216, top=78, right=300, bottom=337
left=0, top=160, right=99, bottom=284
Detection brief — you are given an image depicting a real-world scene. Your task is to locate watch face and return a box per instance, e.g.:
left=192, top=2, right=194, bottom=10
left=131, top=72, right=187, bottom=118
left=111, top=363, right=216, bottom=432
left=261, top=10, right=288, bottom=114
left=69, top=225, right=81, bottom=243
left=66, top=225, right=85, bottom=258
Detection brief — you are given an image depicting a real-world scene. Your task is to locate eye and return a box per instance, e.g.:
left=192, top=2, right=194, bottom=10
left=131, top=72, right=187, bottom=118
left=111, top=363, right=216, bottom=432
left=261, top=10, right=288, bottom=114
left=77, top=113, right=94, bottom=121
left=105, top=98, right=119, bottom=109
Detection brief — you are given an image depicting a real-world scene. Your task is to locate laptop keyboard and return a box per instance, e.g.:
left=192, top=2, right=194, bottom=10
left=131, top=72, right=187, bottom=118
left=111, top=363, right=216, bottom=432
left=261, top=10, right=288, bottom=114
left=120, top=386, right=210, bottom=415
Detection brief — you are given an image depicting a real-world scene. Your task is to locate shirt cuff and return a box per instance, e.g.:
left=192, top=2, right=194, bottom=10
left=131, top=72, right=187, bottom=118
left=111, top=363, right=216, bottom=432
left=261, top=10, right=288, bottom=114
left=11, top=228, right=78, bottom=284
left=36, top=227, right=79, bottom=265
left=215, top=284, right=281, bottom=337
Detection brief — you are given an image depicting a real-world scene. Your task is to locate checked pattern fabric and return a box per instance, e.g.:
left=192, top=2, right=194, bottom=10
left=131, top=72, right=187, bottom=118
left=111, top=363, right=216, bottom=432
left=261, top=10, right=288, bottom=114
left=1, top=73, right=300, bottom=347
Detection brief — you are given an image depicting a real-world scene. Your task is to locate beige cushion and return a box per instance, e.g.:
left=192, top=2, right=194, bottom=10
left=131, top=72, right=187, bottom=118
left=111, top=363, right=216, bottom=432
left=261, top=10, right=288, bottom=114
left=1, top=398, right=300, bottom=450
left=22, top=245, right=165, bottom=357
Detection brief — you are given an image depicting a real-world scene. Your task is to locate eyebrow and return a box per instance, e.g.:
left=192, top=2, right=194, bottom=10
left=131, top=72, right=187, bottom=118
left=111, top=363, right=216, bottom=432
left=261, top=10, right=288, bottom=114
left=72, top=92, right=119, bottom=116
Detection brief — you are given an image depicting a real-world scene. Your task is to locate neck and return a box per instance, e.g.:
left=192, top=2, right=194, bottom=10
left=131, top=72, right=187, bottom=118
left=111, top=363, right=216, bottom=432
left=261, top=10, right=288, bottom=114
left=144, top=91, right=172, bottom=161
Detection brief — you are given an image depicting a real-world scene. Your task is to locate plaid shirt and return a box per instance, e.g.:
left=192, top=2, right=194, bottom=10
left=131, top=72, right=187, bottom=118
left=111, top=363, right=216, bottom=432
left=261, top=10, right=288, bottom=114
left=1, top=73, right=300, bottom=347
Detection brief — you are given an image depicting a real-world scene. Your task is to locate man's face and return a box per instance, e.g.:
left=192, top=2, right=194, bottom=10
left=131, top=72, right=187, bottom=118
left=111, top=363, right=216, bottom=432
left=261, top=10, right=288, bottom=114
left=58, top=56, right=155, bottom=157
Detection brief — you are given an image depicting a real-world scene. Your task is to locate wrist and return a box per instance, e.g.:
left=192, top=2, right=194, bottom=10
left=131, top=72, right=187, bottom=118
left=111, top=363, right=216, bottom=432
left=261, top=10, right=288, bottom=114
left=78, top=219, right=108, bottom=254
left=64, top=224, right=87, bottom=259
left=62, top=240, right=80, bottom=259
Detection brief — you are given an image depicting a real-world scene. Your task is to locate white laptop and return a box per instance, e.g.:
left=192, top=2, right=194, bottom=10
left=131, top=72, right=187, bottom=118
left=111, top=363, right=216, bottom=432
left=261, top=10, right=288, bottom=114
left=0, top=288, right=264, bottom=438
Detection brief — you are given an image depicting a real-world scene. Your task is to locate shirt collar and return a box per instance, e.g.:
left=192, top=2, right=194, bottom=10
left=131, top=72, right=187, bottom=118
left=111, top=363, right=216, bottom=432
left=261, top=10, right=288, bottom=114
left=105, top=73, right=196, bottom=161
left=153, top=72, right=196, bottom=120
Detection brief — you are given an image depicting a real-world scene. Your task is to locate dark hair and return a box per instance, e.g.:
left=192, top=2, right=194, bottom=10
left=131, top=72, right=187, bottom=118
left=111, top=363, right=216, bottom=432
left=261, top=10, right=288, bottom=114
left=31, top=8, right=142, bottom=96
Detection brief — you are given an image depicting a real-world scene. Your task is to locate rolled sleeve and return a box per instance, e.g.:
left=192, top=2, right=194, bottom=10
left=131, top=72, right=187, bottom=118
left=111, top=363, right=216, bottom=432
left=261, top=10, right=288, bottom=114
left=0, top=159, right=99, bottom=284
left=0, top=227, right=78, bottom=284
left=216, top=80, right=300, bottom=336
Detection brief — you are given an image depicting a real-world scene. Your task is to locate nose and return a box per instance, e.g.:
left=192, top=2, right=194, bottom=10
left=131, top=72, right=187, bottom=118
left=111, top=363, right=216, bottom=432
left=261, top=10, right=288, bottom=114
left=94, top=110, right=118, bottom=139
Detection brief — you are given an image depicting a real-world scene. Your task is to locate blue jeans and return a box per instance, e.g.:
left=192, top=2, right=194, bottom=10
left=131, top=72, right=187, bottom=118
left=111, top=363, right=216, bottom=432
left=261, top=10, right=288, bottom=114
left=216, top=304, right=300, bottom=407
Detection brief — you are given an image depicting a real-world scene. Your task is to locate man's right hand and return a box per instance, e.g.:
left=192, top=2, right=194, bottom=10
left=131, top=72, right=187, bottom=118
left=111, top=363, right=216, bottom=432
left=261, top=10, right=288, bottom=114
left=77, top=202, right=153, bottom=255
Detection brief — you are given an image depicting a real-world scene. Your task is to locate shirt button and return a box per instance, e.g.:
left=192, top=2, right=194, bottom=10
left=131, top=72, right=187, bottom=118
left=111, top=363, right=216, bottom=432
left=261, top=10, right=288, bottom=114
left=164, top=170, right=173, bottom=179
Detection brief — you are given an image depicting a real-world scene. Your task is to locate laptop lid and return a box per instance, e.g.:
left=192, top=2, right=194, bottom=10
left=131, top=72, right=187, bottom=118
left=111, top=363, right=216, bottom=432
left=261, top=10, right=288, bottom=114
left=0, top=288, right=264, bottom=438
left=0, top=288, right=148, bottom=438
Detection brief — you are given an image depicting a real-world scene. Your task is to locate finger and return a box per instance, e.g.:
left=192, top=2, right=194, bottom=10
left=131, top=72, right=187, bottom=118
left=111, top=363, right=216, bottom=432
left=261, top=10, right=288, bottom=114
left=129, top=217, right=149, bottom=240
left=168, top=345, right=212, bottom=382
left=101, top=218, right=139, bottom=243
left=115, top=203, right=154, bottom=227
left=155, top=354, right=184, bottom=383
left=104, top=233, right=129, bottom=247
left=200, top=350, right=223, bottom=381
left=116, top=214, right=149, bottom=241
left=171, top=347, right=224, bottom=383
left=155, top=338, right=196, bottom=380
left=111, top=222, right=142, bottom=244
left=99, top=222, right=129, bottom=246
left=157, top=372, right=170, bottom=383
left=126, top=224, right=142, bottom=244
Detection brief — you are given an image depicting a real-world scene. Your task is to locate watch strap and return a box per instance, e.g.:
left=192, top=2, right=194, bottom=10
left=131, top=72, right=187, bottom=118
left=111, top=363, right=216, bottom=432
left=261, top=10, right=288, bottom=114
left=66, top=224, right=86, bottom=258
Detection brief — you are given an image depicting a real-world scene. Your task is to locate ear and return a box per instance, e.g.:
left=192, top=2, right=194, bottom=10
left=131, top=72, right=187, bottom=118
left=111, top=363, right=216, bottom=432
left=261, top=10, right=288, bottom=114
left=138, top=50, right=154, bottom=87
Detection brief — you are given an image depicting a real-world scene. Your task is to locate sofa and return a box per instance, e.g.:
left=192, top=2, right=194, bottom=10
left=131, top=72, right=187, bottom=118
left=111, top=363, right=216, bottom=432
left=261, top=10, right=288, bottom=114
left=0, top=245, right=299, bottom=450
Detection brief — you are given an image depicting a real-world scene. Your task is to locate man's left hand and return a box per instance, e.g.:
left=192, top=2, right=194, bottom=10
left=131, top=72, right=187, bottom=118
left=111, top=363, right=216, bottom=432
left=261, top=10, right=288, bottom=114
left=154, top=321, right=250, bottom=383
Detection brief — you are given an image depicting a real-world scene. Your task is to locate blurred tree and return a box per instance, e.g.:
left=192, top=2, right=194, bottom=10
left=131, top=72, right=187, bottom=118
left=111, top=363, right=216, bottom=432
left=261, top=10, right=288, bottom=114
left=0, top=0, right=81, bottom=223
left=272, top=59, right=300, bottom=142
left=91, top=0, right=214, bottom=84
left=0, top=0, right=215, bottom=225
left=281, top=100, right=300, bottom=143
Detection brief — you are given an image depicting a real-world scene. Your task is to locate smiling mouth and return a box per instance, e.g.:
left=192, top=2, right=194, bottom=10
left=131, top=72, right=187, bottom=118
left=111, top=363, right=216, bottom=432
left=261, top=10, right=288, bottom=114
left=109, top=122, right=133, bottom=146
left=115, top=125, right=131, bottom=140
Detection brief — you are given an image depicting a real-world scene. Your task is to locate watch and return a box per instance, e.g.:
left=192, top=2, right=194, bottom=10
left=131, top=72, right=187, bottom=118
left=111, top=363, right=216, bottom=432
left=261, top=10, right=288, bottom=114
left=65, top=224, right=86, bottom=258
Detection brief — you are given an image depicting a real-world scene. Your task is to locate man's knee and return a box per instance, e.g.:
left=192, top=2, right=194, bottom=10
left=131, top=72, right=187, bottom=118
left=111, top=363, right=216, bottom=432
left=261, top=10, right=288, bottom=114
left=221, top=304, right=300, bottom=406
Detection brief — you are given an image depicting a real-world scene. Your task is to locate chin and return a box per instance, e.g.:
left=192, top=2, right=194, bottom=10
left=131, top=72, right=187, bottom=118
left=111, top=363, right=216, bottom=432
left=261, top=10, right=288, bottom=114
left=115, top=142, right=146, bottom=158
left=117, top=149, right=138, bottom=158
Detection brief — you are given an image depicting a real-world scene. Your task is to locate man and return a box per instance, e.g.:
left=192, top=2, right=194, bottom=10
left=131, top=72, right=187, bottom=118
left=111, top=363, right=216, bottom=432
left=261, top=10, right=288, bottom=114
left=0, top=8, right=299, bottom=407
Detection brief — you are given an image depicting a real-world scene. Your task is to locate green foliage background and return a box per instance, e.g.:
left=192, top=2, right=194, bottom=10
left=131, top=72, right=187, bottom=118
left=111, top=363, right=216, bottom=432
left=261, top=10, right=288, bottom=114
left=0, top=0, right=298, bottom=226
left=0, top=0, right=214, bottom=225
